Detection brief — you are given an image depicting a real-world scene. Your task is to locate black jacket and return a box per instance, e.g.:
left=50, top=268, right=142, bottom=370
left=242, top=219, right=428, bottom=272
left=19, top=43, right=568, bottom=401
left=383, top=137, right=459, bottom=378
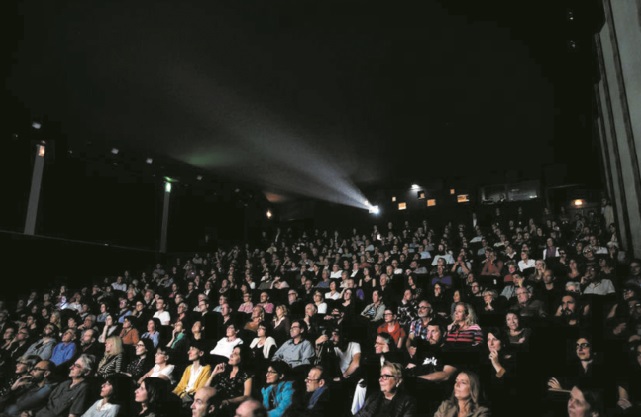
left=355, top=390, right=416, bottom=417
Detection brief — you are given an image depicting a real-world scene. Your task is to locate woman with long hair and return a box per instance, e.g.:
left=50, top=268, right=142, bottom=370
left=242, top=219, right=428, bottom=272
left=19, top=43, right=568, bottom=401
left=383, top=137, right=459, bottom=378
left=97, top=335, right=125, bottom=378
left=134, top=377, right=174, bottom=417
left=444, top=303, right=483, bottom=351
left=80, top=375, right=126, bottom=417
left=434, top=370, right=489, bottom=417
left=98, top=314, right=121, bottom=344
left=271, top=305, right=291, bottom=346
left=206, top=345, right=253, bottom=410
left=123, top=338, right=155, bottom=381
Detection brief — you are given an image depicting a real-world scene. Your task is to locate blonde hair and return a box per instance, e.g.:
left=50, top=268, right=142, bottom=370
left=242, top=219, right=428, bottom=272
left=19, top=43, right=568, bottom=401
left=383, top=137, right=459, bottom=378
left=105, top=335, right=124, bottom=356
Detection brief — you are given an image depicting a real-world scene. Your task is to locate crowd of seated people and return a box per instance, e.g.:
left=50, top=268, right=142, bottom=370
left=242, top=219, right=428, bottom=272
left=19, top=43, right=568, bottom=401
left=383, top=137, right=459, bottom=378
left=0, top=201, right=639, bottom=416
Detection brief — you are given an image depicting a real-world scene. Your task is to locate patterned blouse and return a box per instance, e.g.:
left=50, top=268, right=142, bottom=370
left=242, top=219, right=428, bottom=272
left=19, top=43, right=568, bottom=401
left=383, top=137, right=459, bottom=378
left=97, top=353, right=124, bottom=378
left=211, top=369, right=252, bottom=401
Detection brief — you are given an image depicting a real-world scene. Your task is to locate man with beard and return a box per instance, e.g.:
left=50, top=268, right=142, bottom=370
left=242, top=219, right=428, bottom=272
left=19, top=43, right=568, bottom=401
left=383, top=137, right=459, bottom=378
left=1, top=360, right=56, bottom=416
left=405, top=321, right=457, bottom=416
left=406, top=300, right=433, bottom=348
left=554, top=293, right=586, bottom=327
left=78, top=328, right=103, bottom=362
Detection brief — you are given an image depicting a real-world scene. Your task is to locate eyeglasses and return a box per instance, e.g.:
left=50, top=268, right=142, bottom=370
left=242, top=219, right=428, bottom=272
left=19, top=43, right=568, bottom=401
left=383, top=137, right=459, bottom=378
left=71, top=363, right=83, bottom=369
left=418, top=306, right=430, bottom=310
left=290, top=326, right=300, bottom=330
left=576, top=343, right=590, bottom=349
left=379, top=374, right=396, bottom=380
left=266, top=370, right=279, bottom=374
left=305, top=377, right=320, bottom=382
left=32, top=367, right=47, bottom=372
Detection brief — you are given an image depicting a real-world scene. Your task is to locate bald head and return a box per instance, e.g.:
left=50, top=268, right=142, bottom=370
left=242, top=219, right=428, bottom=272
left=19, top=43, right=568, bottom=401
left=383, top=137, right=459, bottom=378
left=191, top=387, right=219, bottom=417
left=235, top=399, right=266, bottom=417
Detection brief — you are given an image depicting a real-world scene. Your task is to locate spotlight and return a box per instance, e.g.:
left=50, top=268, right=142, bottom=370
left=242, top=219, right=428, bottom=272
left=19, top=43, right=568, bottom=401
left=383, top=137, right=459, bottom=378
left=411, top=184, right=419, bottom=190
left=111, top=148, right=119, bottom=155
left=266, top=209, right=273, bottom=219
left=32, top=122, right=42, bottom=130
left=427, top=199, right=436, bottom=207
left=572, top=199, right=585, bottom=207
left=196, top=175, right=203, bottom=181
left=146, top=158, right=153, bottom=165
left=165, top=182, right=172, bottom=193
left=450, top=188, right=456, bottom=195
left=398, top=202, right=407, bottom=210
left=37, top=144, right=45, bottom=158
left=368, top=205, right=380, bottom=215
left=391, top=196, right=396, bottom=202
left=457, top=194, right=470, bottom=203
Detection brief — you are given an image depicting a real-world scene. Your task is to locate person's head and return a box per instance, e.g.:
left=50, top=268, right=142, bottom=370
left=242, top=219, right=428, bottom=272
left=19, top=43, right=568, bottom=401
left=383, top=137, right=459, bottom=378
left=568, top=384, right=603, bottom=417
left=561, top=293, right=578, bottom=316
left=379, top=362, right=403, bottom=396
left=305, top=365, right=327, bottom=393
left=81, top=328, right=97, bottom=346
left=225, top=323, right=240, bottom=339
left=61, top=328, right=76, bottom=343
left=135, top=377, right=170, bottom=410
left=417, top=300, right=432, bottom=319
left=148, top=318, right=160, bottom=333
left=105, top=335, right=124, bottom=356
left=69, top=354, right=95, bottom=379
left=427, top=322, right=445, bottom=346
left=452, top=371, right=481, bottom=408
left=191, top=387, right=221, bottom=417
left=452, top=302, right=477, bottom=326
left=289, top=319, right=307, bottom=340
left=515, top=287, right=531, bottom=305
left=30, top=360, right=53, bottom=382
left=136, top=338, right=155, bottom=357
left=575, top=337, right=593, bottom=362
left=274, top=303, right=289, bottom=319
left=383, top=309, right=396, bottom=324
left=265, top=361, right=290, bottom=385
left=375, top=332, right=395, bottom=354
left=192, top=320, right=204, bottom=335
left=16, top=355, right=39, bottom=374
left=234, top=399, right=267, bottom=417
left=486, top=328, right=506, bottom=353
left=505, top=312, right=521, bottom=331
left=154, top=346, right=171, bottom=364
left=188, top=340, right=206, bottom=363
left=100, top=375, right=123, bottom=402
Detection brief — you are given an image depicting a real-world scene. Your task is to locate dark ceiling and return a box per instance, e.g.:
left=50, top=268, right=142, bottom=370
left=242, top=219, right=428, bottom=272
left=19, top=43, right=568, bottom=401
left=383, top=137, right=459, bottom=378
left=3, top=0, right=602, bottom=204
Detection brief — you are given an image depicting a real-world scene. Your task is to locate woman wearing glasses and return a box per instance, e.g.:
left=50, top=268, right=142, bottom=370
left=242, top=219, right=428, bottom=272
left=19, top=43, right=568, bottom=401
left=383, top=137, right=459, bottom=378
left=123, top=338, right=155, bottom=381
left=138, top=346, right=175, bottom=386
left=261, top=361, right=294, bottom=417
left=354, top=361, right=416, bottom=417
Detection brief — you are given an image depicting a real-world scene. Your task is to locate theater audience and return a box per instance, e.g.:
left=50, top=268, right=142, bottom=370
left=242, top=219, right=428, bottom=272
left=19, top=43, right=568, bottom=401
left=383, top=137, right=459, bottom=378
left=4, top=203, right=640, bottom=416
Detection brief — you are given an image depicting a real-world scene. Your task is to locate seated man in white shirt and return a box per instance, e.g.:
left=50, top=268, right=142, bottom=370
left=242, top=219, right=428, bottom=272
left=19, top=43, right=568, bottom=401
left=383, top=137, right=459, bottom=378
left=153, top=298, right=172, bottom=326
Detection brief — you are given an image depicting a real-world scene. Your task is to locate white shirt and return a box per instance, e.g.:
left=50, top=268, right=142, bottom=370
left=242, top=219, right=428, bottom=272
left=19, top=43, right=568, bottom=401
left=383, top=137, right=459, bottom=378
left=153, top=310, right=171, bottom=326
left=210, top=337, right=243, bottom=358
left=334, top=342, right=361, bottom=374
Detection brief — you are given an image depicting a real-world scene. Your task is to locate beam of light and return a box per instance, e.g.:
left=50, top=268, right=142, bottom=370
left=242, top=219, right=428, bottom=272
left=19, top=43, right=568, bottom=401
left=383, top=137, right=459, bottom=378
left=163, top=65, right=371, bottom=210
